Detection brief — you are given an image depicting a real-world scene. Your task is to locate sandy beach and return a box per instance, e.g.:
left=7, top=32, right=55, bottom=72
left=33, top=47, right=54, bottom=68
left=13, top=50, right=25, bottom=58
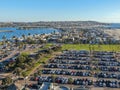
left=104, top=29, right=120, bottom=40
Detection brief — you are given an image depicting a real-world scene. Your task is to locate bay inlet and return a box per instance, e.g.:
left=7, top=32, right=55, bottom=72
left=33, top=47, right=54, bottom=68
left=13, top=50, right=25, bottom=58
left=0, top=27, right=59, bottom=40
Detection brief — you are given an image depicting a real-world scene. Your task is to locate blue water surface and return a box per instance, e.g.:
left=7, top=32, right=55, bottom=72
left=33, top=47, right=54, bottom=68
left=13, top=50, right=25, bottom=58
left=0, top=27, right=58, bottom=40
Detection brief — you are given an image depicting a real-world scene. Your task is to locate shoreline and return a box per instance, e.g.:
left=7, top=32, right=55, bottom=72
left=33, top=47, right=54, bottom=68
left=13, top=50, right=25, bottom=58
left=0, top=30, right=13, bottom=33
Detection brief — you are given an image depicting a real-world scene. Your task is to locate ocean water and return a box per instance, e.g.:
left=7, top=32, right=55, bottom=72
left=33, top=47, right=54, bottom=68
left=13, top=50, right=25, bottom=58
left=0, top=27, right=58, bottom=40
left=107, top=23, right=120, bottom=29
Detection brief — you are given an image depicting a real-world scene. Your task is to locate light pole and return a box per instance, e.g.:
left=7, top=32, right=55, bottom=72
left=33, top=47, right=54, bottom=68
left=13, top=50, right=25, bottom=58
left=24, top=76, right=28, bottom=88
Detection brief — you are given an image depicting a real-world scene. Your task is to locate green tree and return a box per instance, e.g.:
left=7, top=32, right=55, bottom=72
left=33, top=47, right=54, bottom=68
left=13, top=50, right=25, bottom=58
left=16, top=55, right=26, bottom=65
left=16, top=53, right=29, bottom=64
left=2, top=76, right=13, bottom=85
left=35, top=53, right=41, bottom=59
left=14, top=67, right=22, bottom=76
left=37, top=70, right=42, bottom=76
left=22, top=72, right=27, bottom=78
left=33, top=73, right=38, bottom=79
left=68, top=78, right=73, bottom=84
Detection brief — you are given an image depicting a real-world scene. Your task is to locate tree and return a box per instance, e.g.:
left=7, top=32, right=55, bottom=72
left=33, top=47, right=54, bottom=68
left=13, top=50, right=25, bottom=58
left=22, top=72, right=27, bottom=78
left=23, top=64, right=30, bottom=70
left=35, top=53, right=41, bottom=59
left=51, top=74, right=56, bottom=83
left=14, top=38, right=19, bottom=47
left=68, top=78, right=74, bottom=90
left=2, top=76, right=13, bottom=85
left=22, top=72, right=28, bottom=89
left=16, top=53, right=29, bottom=66
left=68, top=78, right=73, bottom=84
left=2, top=35, right=6, bottom=45
left=28, top=33, right=31, bottom=36
left=22, top=34, right=25, bottom=40
left=37, top=70, right=42, bottom=76
left=33, top=73, right=38, bottom=80
left=14, top=67, right=22, bottom=76
left=16, top=55, right=26, bottom=65
left=18, top=42, right=24, bottom=51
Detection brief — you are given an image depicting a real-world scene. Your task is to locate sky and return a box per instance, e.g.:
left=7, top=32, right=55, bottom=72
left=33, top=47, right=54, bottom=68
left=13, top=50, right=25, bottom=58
left=0, top=0, right=120, bottom=22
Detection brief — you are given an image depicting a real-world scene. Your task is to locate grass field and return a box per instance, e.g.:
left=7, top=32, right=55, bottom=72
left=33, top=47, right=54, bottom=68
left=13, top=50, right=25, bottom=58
left=0, top=42, right=2, bottom=45
left=62, top=44, right=120, bottom=52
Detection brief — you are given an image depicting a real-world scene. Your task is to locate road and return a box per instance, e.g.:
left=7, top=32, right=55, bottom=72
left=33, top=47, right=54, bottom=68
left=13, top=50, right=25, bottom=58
left=0, top=50, right=19, bottom=63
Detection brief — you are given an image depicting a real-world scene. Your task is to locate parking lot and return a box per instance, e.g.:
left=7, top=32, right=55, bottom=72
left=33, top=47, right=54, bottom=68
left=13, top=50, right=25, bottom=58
left=36, top=50, right=120, bottom=89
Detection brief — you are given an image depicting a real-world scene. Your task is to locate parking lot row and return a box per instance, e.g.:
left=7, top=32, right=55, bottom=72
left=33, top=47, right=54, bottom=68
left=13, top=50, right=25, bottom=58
left=37, top=76, right=120, bottom=88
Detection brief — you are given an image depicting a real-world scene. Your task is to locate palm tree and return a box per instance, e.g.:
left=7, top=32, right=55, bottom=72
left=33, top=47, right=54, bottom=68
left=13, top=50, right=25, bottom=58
left=5, top=40, right=9, bottom=46
left=2, top=35, right=6, bottom=45
left=33, top=73, right=38, bottom=80
left=51, top=74, right=56, bottom=89
left=22, top=34, right=26, bottom=40
left=68, top=77, right=73, bottom=89
left=22, top=72, right=28, bottom=88
left=68, top=78, right=73, bottom=84
left=51, top=74, right=56, bottom=83
left=89, top=44, right=92, bottom=54
left=18, top=42, right=24, bottom=51
left=14, top=38, right=19, bottom=47
left=28, top=33, right=31, bottom=36
left=12, top=36, right=19, bottom=47
left=12, top=35, right=16, bottom=41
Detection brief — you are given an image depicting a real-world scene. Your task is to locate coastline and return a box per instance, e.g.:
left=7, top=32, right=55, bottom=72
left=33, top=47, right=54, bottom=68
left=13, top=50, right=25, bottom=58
left=0, top=30, right=13, bottom=33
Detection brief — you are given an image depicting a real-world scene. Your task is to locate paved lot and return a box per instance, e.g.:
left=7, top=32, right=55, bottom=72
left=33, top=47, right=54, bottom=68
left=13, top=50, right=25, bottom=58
left=36, top=50, right=120, bottom=89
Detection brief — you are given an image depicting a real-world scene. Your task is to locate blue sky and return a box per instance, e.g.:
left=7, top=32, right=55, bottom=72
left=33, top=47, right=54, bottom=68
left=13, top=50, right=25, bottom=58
left=0, top=0, right=120, bottom=22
